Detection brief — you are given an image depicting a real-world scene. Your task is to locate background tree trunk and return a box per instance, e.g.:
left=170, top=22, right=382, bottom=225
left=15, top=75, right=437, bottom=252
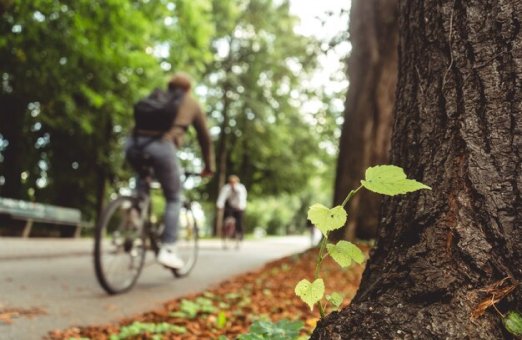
left=313, top=0, right=522, bottom=338
left=213, top=83, right=231, bottom=237
left=0, top=0, right=14, bottom=16
left=332, top=0, right=398, bottom=241
left=0, top=96, right=27, bottom=200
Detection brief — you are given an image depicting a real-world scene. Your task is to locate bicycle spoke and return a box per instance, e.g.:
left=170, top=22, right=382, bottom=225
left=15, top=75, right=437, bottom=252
left=171, top=205, right=198, bottom=277
left=94, top=196, right=146, bottom=294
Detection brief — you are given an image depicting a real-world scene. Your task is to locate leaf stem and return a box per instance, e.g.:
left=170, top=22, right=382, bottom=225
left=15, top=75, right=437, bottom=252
left=315, top=234, right=328, bottom=318
left=315, top=235, right=328, bottom=279
left=318, top=301, right=325, bottom=319
left=323, top=300, right=329, bottom=311
left=341, top=185, right=364, bottom=208
left=313, top=186, right=363, bottom=319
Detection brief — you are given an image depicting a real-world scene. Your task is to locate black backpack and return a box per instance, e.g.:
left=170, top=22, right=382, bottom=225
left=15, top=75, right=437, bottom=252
left=133, top=88, right=185, bottom=132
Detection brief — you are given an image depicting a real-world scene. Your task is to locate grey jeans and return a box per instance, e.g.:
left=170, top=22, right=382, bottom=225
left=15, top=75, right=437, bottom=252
left=125, top=136, right=181, bottom=244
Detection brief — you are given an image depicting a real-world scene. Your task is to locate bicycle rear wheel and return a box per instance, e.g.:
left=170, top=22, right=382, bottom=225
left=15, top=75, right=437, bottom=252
left=172, top=202, right=199, bottom=277
left=94, top=196, right=147, bottom=294
left=222, top=217, right=240, bottom=250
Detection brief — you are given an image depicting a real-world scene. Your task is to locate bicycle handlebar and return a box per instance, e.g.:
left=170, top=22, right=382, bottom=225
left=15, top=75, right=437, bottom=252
left=148, top=171, right=201, bottom=190
left=183, top=171, right=201, bottom=177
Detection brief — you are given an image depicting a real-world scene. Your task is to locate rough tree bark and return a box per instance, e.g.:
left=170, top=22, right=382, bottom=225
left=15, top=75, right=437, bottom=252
left=312, top=0, right=522, bottom=339
left=333, top=0, right=398, bottom=241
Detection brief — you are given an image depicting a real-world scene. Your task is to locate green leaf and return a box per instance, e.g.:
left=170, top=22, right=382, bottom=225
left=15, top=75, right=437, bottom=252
left=361, top=165, right=431, bottom=196
left=217, top=311, right=227, bottom=329
left=170, top=325, right=187, bottom=334
left=203, top=291, right=215, bottom=298
left=307, top=204, right=347, bottom=236
left=237, top=334, right=264, bottom=340
left=248, top=320, right=304, bottom=338
left=273, top=320, right=304, bottom=337
left=178, top=300, right=199, bottom=318
left=326, top=292, right=343, bottom=308
left=169, top=311, right=186, bottom=318
left=326, top=241, right=364, bottom=267
left=503, top=311, right=522, bottom=336
left=295, top=279, right=325, bottom=311
left=195, top=297, right=217, bottom=313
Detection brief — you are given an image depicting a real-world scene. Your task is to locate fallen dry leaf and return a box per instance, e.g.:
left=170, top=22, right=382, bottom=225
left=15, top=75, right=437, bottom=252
left=0, top=307, right=47, bottom=325
left=471, top=277, right=518, bottom=318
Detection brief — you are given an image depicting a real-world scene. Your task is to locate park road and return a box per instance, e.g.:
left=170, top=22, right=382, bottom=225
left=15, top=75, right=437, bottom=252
left=0, top=236, right=311, bottom=340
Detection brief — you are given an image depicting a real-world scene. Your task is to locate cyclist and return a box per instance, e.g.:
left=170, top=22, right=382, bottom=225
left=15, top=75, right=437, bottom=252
left=125, top=72, right=214, bottom=269
left=216, top=175, right=247, bottom=240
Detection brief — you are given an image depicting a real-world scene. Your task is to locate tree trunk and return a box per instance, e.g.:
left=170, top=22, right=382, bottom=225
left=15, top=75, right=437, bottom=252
left=0, top=96, right=27, bottom=200
left=216, top=94, right=230, bottom=199
left=95, top=166, right=106, bottom=224
left=95, top=113, right=114, bottom=224
left=312, top=0, right=522, bottom=339
left=213, top=85, right=231, bottom=237
left=0, top=0, right=14, bottom=16
left=332, top=0, right=398, bottom=241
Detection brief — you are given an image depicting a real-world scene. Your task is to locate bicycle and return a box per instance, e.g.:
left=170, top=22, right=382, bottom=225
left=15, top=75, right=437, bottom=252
left=222, top=212, right=241, bottom=250
left=94, top=169, right=200, bottom=295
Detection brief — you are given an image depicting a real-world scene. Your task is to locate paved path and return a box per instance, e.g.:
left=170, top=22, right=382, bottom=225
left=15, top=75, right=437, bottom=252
left=0, top=236, right=311, bottom=340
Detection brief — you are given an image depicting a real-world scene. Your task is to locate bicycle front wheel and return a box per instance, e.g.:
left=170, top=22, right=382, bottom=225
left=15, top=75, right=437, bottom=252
left=172, top=203, right=199, bottom=277
left=94, top=196, right=146, bottom=294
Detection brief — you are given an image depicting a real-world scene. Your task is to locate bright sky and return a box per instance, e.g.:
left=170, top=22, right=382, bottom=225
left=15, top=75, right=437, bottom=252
left=289, top=0, right=351, bottom=94
left=288, top=0, right=351, bottom=154
left=290, top=0, right=350, bottom=40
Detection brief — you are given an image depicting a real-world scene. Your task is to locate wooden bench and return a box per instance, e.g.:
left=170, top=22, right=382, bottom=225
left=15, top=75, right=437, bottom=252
left=0, top=197, right=89, bottom=238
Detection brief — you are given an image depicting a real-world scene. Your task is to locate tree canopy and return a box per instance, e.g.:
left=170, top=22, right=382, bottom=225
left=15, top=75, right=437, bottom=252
left=0, top=0, right=345, bottom=233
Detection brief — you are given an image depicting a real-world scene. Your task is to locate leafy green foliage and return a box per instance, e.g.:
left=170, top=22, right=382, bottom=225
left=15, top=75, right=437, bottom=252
left=1, top=0, right=341, bottom=234
left=108, top=322, right=186, bottom=340
left=217, top=320, right=304, bottom=340
left=170, top=297, right=217, bottom=319
left=202, top=0, right=339, bottom=203
left=307, top=204, right=347, bottom=236
left=503, top=311, right=522, bottom=336
left=326, top=241, right=364, bottom=268
left=295, top=279, right=325, bottom=311
left=361, top=165, right=431, bottom=196
left=0, top=0, right=218, bottom=219
left=235, top=320, right=304, bottom=340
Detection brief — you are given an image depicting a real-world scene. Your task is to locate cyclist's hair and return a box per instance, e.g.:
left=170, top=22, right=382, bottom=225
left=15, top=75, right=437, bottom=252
left=229, top=175, right=240, bottom=183
left=168, top=72, right=192, bottom=91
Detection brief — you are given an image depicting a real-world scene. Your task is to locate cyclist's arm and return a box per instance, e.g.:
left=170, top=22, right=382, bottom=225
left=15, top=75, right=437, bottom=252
left=193, top=106, right=214, bottom=173
left=239, top=185, right=247, bottom=211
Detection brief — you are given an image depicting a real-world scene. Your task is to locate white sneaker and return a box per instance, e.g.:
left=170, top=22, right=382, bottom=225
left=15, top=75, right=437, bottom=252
left=157, top=244, right=184, bottom=269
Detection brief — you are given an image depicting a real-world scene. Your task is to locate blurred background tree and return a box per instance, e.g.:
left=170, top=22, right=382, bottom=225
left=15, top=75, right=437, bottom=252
left=197, top=0, right=343, bottom=235
left=0, top=0, right=346, bottom=236
left=331, top=0, right=398, bottom=242
left=0, top=0, right=216, bottom=221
